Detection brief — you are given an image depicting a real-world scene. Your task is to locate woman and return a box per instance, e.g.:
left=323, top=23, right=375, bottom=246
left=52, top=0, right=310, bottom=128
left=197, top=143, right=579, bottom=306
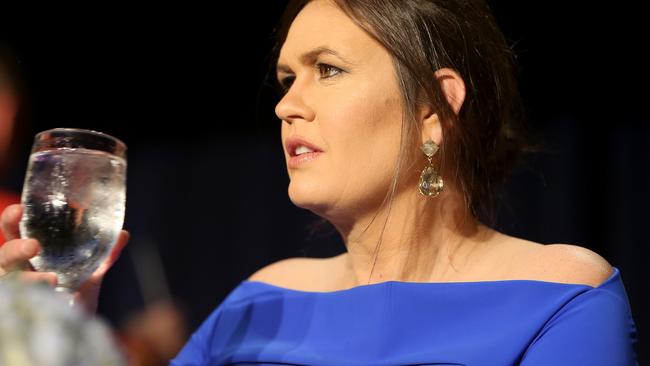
left=168, top=0, right=638, bottom=364
left=0, top=0, right=638, bottom=364
left=172, top=0, right=637, bottom=364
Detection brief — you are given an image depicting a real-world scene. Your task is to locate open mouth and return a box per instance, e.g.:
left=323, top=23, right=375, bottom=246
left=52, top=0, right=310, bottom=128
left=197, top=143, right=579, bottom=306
left=285, top=136, right=324, bottom=168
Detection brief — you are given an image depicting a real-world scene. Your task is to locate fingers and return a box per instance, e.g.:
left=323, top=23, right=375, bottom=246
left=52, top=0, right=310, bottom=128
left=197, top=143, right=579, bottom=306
left=0, top=236, right=55, bottom=287
left=113, top=230, right=130, bottom=263
left=18, top=271, right=58, bottom=287
left=0, top=239, right=40, bottom=274
left=90, top=230, right=130, bottom=280
left=1, top=204, right=22, bottom=242
left=79, top=230, right=130, bottom=314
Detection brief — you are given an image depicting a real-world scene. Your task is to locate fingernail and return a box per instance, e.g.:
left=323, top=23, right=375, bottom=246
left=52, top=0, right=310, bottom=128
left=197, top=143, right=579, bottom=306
left=48, top=273, right=58, bottom=287
left=22, top=240, right=39, bottom=256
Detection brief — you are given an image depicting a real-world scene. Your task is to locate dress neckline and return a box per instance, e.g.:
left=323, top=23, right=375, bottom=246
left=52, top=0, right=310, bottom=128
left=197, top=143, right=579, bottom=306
left=243, top=266, right=619, bottom=295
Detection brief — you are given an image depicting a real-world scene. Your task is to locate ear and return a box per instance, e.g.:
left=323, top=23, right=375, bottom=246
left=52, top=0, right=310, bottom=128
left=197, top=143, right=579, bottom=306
left=435, top=68, right=465, bottom=115
left=420, top=68, right=466, bottom=145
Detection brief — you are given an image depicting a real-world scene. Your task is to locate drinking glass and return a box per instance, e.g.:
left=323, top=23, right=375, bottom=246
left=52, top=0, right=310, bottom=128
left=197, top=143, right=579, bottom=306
left=19, top=128, right=126, bottom=304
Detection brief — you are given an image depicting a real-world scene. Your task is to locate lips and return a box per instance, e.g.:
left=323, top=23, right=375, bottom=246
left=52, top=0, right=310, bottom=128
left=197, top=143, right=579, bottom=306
left=284, top=136, right=324, bottom=169
left=285, top=136, right=324, bottom=157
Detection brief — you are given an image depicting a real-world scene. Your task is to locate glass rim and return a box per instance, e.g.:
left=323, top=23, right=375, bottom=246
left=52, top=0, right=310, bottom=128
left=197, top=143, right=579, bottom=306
left=34, top=128, right=127, bottom=152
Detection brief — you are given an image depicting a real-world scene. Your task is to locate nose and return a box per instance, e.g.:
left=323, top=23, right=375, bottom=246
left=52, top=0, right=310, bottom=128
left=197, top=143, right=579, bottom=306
left=274, top=82, right=315, bottom=124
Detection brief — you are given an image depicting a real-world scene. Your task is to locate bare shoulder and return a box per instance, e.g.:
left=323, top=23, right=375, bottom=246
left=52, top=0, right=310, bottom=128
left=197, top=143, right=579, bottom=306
left=248, top=255, right=343, bottom=291
left=524, top=243, right=614, bottom=287
left=248, top=257, right=316, bottom=286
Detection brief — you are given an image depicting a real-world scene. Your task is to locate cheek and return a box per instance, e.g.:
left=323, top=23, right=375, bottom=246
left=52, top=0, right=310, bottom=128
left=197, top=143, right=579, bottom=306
left=323, top=89, right=403, bottom=189
left=326, top=81, right=401, bottom=143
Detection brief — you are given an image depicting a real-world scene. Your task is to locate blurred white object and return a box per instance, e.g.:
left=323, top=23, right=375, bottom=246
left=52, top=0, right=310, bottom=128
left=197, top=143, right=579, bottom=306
left=0, top=277, right=125, bottom=366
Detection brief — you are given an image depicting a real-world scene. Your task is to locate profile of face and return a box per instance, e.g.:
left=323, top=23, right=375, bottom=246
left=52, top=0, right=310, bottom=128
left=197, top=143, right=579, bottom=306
left=276, top=0, right=407, bottom=220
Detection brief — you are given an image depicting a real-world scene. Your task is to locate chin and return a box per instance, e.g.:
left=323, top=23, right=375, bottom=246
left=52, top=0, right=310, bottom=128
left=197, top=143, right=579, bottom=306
left=287, top=180, right=330, bottom=213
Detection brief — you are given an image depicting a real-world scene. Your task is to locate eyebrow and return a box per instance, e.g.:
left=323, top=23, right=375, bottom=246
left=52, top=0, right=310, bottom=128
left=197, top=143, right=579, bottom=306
left=276, top=46, right=353, bottom=74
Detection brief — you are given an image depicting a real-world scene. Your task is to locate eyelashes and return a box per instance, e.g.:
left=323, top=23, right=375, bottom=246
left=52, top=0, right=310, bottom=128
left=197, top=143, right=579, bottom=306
left=316, top=63, right=342, bottom=79
left=277, top=63, right=344, bottom=93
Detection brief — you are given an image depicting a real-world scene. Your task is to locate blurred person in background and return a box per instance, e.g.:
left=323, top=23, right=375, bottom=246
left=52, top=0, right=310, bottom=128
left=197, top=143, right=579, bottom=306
left=117, top=299, right=189, bottom=366
left=0, top=43, right=23, bottom=243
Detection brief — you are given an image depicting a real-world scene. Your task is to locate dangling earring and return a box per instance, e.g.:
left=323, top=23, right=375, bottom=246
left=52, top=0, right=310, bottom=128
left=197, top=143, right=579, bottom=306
left=418, top=139, right=444, bottom=197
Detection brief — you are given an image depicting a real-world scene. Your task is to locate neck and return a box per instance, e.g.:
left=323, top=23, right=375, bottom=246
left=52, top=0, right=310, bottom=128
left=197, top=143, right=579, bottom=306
left=328, top=187, right=491, bottom=287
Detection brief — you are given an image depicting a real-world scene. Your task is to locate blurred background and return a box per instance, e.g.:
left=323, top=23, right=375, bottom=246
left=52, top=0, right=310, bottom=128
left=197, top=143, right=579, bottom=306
left=1, top=1, right=647, bottom=364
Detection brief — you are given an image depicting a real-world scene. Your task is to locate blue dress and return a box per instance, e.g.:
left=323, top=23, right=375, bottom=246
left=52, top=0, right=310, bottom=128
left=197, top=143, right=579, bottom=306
left=172, top=266, right=638, bottom=365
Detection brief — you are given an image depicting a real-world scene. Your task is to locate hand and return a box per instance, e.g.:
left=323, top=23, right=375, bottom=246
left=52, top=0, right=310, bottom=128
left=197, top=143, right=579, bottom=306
left=0, top=204, right=129, bottom=313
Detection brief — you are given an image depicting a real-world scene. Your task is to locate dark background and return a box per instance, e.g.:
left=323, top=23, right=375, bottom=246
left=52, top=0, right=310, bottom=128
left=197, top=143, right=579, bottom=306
left=1, top=2, right=647, bottom=363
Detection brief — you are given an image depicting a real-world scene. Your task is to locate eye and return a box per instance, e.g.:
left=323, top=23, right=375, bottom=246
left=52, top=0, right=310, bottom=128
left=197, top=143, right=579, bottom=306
left=317, top=63, right=343, bottom=79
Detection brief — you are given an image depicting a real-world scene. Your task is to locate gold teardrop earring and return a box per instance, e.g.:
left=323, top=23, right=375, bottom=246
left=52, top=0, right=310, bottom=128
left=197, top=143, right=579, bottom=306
left=418, top=139, right=444, bottom=197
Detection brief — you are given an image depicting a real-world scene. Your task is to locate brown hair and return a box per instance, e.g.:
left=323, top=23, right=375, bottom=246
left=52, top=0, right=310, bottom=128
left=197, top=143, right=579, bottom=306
left=271, top=0, right=539, bottom=226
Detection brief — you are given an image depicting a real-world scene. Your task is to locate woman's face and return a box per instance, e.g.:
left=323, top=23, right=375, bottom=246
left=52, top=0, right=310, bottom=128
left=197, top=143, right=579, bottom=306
left=276, top=0, right=405, bottom=219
